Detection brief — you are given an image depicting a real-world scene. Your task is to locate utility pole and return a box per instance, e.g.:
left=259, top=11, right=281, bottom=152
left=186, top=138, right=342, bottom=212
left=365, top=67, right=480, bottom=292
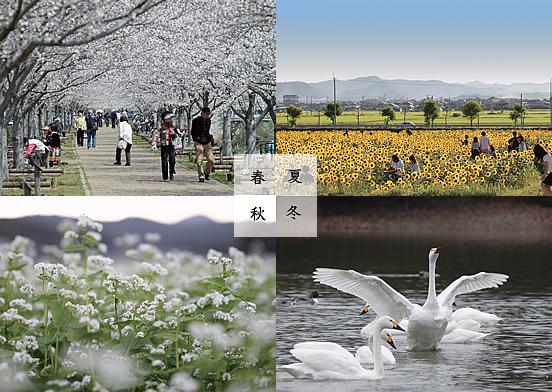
left=520, top=93, right=523, bottom=128
left=445, top=96, right=450, bottom=127
left=333, top=74, right=337, bottom=131
left=549, top=78, right=552, bottom=128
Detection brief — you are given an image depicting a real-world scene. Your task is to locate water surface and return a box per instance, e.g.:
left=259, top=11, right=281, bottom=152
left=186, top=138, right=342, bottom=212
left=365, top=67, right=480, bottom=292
left=277, top=237, right=552, bottom=391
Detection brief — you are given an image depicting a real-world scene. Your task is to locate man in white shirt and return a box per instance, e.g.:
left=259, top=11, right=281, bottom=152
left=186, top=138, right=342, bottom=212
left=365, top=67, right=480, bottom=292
left=113, top=112, right=133, bottom=166
left=387, top=154, right=404, bottom=176
left=480, top=131, right=491, bottom=155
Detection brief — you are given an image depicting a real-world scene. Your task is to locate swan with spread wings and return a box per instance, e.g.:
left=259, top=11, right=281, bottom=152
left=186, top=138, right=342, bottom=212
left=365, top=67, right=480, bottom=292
left=314, top=248, right=508, bottom=351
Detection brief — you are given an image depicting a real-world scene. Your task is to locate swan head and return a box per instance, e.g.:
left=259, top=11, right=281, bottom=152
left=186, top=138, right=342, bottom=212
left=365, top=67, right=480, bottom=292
left=385, top=333, right=397, bottom=349
left=376, top=316, right=406, bottom=332
left=359, top=304, right=370, bottom=316
left=429, top=247, right=441, bottom=264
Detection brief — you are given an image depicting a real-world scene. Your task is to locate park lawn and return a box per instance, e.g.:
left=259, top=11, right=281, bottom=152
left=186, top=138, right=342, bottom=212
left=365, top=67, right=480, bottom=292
left=277, top=109, right=552, bottom=127
left=3, top=134, right=85, bottom=196
left=133, top=134, right=233, bottom=187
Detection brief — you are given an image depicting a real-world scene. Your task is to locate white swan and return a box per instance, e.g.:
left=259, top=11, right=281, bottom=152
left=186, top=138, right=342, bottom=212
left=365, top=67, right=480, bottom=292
left=314, top=248, right=508, bottom=351
left=452, top=307, right=501, bottom=324
left=441, top=328, right=488, bottom=344
left=355, top=334, right=396, bottom=365
left=282, top=317, right=404, bottom=380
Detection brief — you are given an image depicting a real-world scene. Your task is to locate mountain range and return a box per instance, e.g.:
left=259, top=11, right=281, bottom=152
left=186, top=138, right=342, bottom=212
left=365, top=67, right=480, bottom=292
left=0, top=216, right=274, bottom=256
left=277, top=76, right=551, bottom=101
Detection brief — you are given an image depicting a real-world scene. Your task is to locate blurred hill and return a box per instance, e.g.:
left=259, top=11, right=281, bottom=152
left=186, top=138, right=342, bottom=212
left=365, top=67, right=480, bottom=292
left=0, top=215, right=274, bottom=256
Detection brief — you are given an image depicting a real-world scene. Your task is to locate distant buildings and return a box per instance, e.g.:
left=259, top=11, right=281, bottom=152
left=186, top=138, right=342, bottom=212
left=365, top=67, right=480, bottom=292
left=283, top=95, right=299, bottom=106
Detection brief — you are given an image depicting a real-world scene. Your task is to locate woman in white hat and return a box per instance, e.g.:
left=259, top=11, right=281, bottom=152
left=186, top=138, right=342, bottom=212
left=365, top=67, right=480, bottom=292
left=152, top=111, right=182, bottom=181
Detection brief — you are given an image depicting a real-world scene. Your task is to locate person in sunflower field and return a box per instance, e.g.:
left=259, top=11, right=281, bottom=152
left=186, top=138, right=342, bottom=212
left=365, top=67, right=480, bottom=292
left=409, top=155, right=421, bottom=173
left=386, top=154, right=404, bottom=179
left=152, top=111, right=182, bottom=182
left=534, top=144, right=552, bottom=196
left=471, top=136, right=481, bottom=160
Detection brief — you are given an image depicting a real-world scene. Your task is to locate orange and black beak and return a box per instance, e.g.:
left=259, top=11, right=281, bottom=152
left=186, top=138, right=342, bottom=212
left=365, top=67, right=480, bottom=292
left=359, top=305, right=369, bottom=316
left=386, top=334, right=397, bottom=349
left=391, top=319, right=406, bottom=332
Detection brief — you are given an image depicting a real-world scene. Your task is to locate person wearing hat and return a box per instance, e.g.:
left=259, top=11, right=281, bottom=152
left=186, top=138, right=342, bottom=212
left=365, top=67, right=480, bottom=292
left=74, top=111, right=86, bottom=147
left=114, top=112, right=133, bottom=166
left=191, top=107, right=214, bottom=182
left=152, top=111, right=182, bottom=181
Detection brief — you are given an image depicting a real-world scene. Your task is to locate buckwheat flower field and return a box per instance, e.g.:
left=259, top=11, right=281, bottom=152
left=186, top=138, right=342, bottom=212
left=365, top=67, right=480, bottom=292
left=0, top=216, right=275, bottom=391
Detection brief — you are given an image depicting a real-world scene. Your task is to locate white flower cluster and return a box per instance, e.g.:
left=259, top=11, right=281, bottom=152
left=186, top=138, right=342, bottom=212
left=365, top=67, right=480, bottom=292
left=88, top=255, right=114, bottom=271
left=9, top=299, right=33, bottom=312
left=142, top=262, right=168, bottom=276
left=34, top=263, right=75, bottom=281
left=14, top=336, right=39, bottom=352
left=63, top=230, right=79, bottom=240
left=1, top=308, right=40, bottom=327
left=169, top=372, right=198, bottom=392
left=196, top=291, right=230, bottom=308
left=77, top=215, right=103, bottom=232
left=214, top=311, right=236, bottom=322
left=104, top=274, right=151, bottom=293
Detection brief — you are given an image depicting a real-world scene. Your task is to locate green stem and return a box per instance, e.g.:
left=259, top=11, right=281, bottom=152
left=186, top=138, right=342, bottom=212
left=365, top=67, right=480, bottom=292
left=54, top=331, right=59, bottom=375
left=126, top=335, right=136, bottom=355
left=175, top=337, right=179, bottom=368
left=42, top=280, right=48, bottom=372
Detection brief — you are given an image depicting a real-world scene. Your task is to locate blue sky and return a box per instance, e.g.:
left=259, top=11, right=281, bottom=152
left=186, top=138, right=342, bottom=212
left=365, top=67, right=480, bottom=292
left=277, top=0, right=552, bottom=83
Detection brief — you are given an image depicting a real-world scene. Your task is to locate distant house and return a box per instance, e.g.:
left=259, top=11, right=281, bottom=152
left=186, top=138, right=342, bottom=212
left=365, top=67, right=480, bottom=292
left=283, top=95, right=299, bottom=106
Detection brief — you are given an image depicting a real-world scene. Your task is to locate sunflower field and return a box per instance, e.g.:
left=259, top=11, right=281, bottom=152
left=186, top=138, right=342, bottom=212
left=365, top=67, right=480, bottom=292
left=0, top=216, right=275, bottom=391
left=276, top=129, right=552, bottom=196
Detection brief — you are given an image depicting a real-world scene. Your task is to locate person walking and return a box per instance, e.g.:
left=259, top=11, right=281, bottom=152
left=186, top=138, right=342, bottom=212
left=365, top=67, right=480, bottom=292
left=85, top=110, right=98, bottom=149
left=152, top=111, right=181, bottom=181
left=191, top=107, right=214, bottom=182
left=480, top=131, right=491, bottom=156
left=534, top=144, right=552, bottom=196
left=110, top=111, right=117, bottom=128
left=74, top=111, right=86, bottom=147
left=114, top=112, right=133, bottom=166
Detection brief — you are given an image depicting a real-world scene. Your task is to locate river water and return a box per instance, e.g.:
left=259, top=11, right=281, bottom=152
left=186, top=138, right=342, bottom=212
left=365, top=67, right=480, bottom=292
left=276, top=237, right=552, bottom=391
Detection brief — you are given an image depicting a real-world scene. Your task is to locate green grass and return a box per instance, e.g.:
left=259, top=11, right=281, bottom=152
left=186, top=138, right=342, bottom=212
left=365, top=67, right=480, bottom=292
left=278, top=109, right=552, bottom=127
left=4, top=134, right=85, bottom=196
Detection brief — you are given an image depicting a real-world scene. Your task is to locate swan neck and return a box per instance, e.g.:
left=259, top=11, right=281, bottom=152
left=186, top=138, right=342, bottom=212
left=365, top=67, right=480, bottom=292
left=426, top=259, right=437, bottom=303
left=372, top=329, right=384, bottom=377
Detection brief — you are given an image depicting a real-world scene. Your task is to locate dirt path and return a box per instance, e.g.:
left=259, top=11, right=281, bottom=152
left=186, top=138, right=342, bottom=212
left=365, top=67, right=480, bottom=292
left=76, top=126, right=232, bottom=196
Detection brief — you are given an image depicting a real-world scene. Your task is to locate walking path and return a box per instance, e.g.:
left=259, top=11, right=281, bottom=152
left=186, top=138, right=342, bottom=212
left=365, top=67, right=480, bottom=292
left=76, top=126, right=233, bottom=196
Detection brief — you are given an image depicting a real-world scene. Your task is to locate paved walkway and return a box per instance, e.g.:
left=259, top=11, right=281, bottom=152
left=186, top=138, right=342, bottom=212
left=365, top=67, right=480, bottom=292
left=76, top=127, right=232, bottom=196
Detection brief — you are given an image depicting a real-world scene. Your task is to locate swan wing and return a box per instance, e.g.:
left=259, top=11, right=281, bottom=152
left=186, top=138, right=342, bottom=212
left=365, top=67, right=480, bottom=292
left=313, top=268, right=414, bottom=321
left=290, top=347, right=363, bottom=374
left=293, top=342, right=351, bottom=357
left=437, top=272, right=509, bottom=312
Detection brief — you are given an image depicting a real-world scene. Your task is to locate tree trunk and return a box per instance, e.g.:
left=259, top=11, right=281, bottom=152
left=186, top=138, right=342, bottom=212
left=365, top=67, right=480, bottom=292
left=245, top=93, right=257, bottom=154
left=12, top=115, right=23, bottom=169
left=0, top=120, right=8, bottom=189
left=222, top=108, right=232, bottom=156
